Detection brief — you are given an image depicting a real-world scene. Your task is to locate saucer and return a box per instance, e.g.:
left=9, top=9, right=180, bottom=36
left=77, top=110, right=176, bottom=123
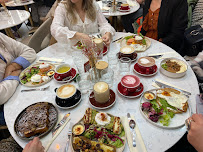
left=89, top=89, right=116, bottom=109
left=117, top=52, right=137, bottom=62
left=55, top=89, right=81, bottom=109
left=103, top=45, right=108, bottom=55
left=54, top=68, right=77, bottom=83
left=117, top=82, right=144, bottom=98
left=118, top=7, right=131, bottom=12
left=133, top=63, right=158, bottom=76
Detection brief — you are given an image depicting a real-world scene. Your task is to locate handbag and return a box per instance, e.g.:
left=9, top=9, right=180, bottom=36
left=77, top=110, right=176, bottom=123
left=184, top=25, right=203, bottom=56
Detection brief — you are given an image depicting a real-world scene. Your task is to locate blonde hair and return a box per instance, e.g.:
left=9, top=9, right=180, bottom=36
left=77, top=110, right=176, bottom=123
left=65, top=0, right=96, bottom=25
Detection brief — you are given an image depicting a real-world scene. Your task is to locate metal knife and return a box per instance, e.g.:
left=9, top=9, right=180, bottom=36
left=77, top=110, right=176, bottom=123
left=127, top=113, right=136, bottom=147
left=112, top=37, right=123, bottom=43
left=52, top=113, right=70, bottom=137
left=65, top=123, right=73, bottom=152
left=154, top=80, right=191, bottom=96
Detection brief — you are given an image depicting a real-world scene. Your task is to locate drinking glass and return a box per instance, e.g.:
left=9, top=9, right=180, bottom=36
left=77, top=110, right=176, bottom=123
left=100, top=68, right=114, bottom=88
left=107, top=52, right=118, bottom=68
left=76, top=73, right=91, bottom=94
left=71, top=50, right=85, bottom=74
left=119, top=57, right=131, bottom=76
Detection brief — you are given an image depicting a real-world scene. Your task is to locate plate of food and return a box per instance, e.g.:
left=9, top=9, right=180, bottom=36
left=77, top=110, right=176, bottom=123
left=72, top=108, right=126, bottom=152
left=160, top=58, right=188, bottom=78
left=14, top=102, right=58, bottom=140
left=20, top=63, right=55, bottom=87
left=120, top=33, right=151, bottom=52
left=140, top=88, right=190, bottom=129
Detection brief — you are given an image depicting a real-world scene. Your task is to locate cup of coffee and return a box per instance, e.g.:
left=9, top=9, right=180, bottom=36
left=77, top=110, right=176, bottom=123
left=120, top=3, right=129, bottom=10
left=119, top=46, right=137, bottom=60
left=56, top=84, right=76, bottom=99
left=90, top=82, right=110, bottom=104
left=137, top=57, right=156, bottom=74
left=54, top=64, right=72, bottom=81
left=96, top=61, right=108, bottom=78
left=55, top=84, right=81, bottom=107
left=120, top=75, right=142, bottom=95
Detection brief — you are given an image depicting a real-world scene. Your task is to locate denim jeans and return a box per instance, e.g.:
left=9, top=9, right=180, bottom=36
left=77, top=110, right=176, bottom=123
left=0, top=105, right=6, bottom=126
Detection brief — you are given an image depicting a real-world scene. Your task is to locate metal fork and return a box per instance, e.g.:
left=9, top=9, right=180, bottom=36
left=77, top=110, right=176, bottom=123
left=65, top=123, right=73, bottom=152
left=21, top=86, right=50, bottom=92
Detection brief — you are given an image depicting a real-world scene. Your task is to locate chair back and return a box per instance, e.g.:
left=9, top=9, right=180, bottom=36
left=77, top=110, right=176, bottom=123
left=28, top=17, right=53, bottom=53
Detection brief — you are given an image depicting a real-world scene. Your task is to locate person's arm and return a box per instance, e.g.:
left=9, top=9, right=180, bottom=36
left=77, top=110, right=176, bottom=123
left=161, top=0, right=188, bottom=49
left=51, top=3, right=79, bottom=43
left=0, top=70, right=21, bottom=105
left=187, top=114, right=203, bottom=152
left=95, top=2, right=115, bottom=45
left=136, top=0, right=144, bottom=4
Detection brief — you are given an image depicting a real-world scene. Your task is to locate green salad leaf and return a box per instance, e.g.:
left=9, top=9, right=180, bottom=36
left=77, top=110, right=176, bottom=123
left=124, top=35, right=134, bottom=40
left=109, top=139, right=124, bottom=148
left=161, top=63, right=168, bottom=70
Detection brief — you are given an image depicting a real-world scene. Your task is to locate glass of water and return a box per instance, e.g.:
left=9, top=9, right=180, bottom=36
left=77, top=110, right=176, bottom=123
left=107, top=52, right=118, bottom=68
left=76, top=73, right=91, bottom=94
left=119, top=57, right=131, bottom=76
left=100, top=68, right=114, bottom=88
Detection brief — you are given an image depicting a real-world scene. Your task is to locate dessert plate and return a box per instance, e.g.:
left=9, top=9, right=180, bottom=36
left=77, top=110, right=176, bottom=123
left=54, top=68, right=77, bottom=83
left=89, top=89, right=116, bottom=109
left=134, top=63, right=158, bottom=76
left=55, top=90, right=82, bottom=109
left=14, top=102, right=58, bottom=140
left=117, top=82, right=144, bottom=98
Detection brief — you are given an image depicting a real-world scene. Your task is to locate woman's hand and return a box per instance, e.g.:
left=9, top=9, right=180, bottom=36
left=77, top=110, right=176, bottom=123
left=187, top=114, right=203, bottom=152
left=102, top=32, right=112, bottom=46
left=74, top=32, right=92, bottom=47
left=23, top=137, right=44, bottom=152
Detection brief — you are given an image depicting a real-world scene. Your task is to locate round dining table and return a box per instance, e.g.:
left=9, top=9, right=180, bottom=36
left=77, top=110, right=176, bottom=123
left=4, top=32, right=199, bottom=152
left=0, top=10, right=30, bottom=38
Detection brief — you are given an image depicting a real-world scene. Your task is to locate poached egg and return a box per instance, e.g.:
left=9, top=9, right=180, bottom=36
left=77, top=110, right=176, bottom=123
left=31, top=74, right=41, bottom=83
left=95, top=112, right=111, bottom=126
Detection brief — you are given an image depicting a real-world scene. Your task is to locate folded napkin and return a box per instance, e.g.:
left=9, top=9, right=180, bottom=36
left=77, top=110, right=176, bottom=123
left=45, top=117, right=71, bottom=152
left=122, top=116, right=147, bottom=152
left=152, top=79, right=190, bottom=92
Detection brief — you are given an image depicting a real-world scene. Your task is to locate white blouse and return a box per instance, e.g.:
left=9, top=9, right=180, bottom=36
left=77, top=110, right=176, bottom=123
left=51, top=1, right=115, bottom=44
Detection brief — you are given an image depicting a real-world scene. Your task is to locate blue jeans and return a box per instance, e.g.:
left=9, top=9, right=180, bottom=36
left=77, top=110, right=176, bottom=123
left=0, top=105, right=6, bottom=126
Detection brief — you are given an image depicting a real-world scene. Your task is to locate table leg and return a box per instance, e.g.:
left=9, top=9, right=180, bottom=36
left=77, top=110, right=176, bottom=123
left=5, top=28, right=15, bottom=39
left=24, top=5, right=34, bottom=27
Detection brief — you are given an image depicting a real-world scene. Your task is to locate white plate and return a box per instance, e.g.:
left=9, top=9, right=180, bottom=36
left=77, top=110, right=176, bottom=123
left=120, top=34, right=151, bottom=52
left=139, top=89, right=191, bottom=129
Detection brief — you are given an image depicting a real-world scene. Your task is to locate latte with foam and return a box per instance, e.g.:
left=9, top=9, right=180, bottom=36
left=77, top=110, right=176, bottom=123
left=120, top=46, right=135, bottom=54
left=57, top=84, right=76, bottom=99
left=94, top=82, right=110, bottom=103
left=137, top=57, right=155, bottom=67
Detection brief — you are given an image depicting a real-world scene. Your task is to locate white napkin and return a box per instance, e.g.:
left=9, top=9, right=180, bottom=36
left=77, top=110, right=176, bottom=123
left=122, top=116, right=147, bottom=152
left=45, top=117, right=71, bottom=152
left=152, top=79, right=190, bottom=92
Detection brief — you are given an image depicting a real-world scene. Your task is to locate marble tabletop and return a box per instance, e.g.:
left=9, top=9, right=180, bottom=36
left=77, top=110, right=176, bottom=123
left=5, top=0, right=34, bottom=7
left=0, top=10, right=30, bottom=30
left=4, top=32, right=199, bottom=152
left=97, top=0, right=140, bottom=17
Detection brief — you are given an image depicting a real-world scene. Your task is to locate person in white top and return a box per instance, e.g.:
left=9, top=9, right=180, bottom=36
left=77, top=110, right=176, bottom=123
left=51, top=0, right=115, bottom=46
left=0, top=33, right=36, bottom=125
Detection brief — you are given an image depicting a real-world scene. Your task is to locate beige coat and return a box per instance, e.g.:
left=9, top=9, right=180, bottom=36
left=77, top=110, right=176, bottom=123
left=0, top=33, right=36, bottom=105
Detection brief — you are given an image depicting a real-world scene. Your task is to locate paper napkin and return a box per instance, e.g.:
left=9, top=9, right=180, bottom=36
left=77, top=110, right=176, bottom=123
left=152, top=79, right=190, bottom=92
left=45, top=117, right=71, bottom=152
left=122, top=116, right=147, bottom=152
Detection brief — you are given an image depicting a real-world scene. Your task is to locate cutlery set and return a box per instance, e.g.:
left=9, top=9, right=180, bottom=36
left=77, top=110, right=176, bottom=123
left=127, top=113, right=137, bottom=147
left=21, top=85, right=50, bottom=92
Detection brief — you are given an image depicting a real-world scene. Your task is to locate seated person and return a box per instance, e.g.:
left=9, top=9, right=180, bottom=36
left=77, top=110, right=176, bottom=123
left=51, top=0, right=115, bottom=46
left=23, top=137, right=44, bottom=152
left=140, top=0, right=188, bottom=53
left=0, top=33, right=36, bottom=125
left=121, top=0, right=144, bottom=33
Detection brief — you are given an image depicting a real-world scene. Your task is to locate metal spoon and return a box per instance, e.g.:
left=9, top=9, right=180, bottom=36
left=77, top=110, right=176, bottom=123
left=129, top=119, right=136, bottom=147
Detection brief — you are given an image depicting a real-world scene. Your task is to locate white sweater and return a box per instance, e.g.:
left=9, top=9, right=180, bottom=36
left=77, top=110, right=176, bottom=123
left=51, top=1, right=115, bottom=45
left=0, top=33, right=37, bottom=105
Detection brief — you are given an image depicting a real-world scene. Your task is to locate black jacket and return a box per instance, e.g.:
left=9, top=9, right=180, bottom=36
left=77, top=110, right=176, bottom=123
left=141, top=0, right=188, bottom=52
